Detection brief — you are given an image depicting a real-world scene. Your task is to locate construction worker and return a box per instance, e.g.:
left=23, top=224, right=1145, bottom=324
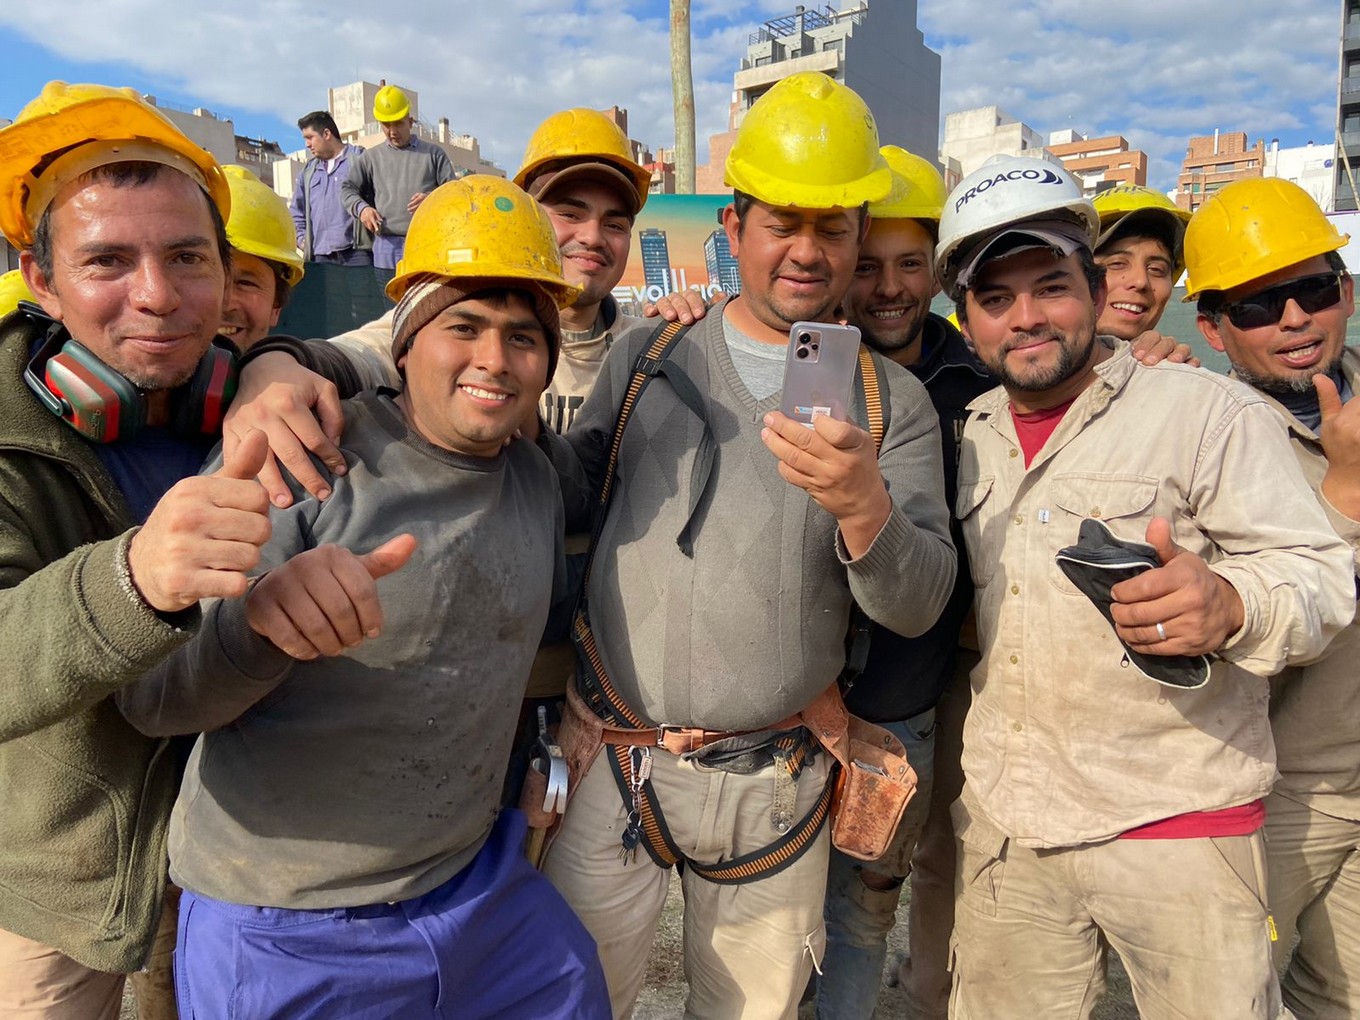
left=1188, top=177, right=1360, bottom=1019
left=1091, top=184, right=1192, bottom=343
left=0, top=80, right=274, bottom=1018
left=939, top=156, right=1354, bottom=1017
left=342, top=84, right=454, bottom=275
left=291, top=109, right=372, bottom=266
left=524, top=72, right=954, bottom=1018
left=220, top=164, right=305, bottom=351
left=119, top=175, right=609, bottom=1019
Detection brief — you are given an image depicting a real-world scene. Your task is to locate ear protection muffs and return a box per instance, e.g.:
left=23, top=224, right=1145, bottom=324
left=19, top=301, right=238, bottom=443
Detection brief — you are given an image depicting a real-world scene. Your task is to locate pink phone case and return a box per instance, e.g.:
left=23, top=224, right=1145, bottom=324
left=779, top=321, right=861, bottom=427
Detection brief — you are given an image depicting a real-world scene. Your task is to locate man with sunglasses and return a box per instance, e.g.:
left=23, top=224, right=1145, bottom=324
left=1190, top=177, right=1360, bottom=1020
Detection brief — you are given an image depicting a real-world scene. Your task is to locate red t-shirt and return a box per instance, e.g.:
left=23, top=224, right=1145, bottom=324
left=1011, top=398, right=1075, bottom=467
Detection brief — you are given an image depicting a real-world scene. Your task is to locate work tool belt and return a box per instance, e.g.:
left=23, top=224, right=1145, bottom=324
left=544, top=319, right=917, bottom=881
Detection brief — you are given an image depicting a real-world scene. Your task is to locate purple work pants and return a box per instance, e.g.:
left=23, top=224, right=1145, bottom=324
left=174, top=810, right=608, bottom=1019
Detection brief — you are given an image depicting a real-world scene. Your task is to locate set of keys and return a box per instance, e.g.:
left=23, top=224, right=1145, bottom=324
left=618, top=745, right=652, bottom=864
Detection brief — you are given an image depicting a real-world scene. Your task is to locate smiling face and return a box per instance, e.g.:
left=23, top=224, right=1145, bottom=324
left=961, top=246, right=1107, bottom=412
left=1095, top=234, right=1175, bottom=340
left=220, top=250, right=281, bottom=351
left=1197, top=254, right=1354, bottom=395
left=395, top=292, right=552, bottom=457
left=841, top=217, right=937, bottom=366
left=539, top=180, right=632, bottom=315
left=723, top=198, right=864, bottom=343
left=21, top=169, right=226, bottom=392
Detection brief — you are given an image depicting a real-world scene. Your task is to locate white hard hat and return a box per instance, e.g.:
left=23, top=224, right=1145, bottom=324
left=936, top=156, right=1098, bottom=296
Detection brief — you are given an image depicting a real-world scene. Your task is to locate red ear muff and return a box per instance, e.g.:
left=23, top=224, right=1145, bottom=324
left=169, top=340, right=239, bottom=438
left=24, top=331, right=145, bottom=442
left=22, top=306, right=239, bottom=443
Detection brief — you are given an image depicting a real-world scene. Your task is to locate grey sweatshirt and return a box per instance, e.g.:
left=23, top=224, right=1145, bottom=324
left=539, top=303, right=956, bottom=731
left=120, top=393, right=565, bottom=908
left=341, top=138, right=454, bottom=237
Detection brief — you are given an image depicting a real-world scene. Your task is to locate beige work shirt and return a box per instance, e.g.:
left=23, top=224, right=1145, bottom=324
left=955, top=340, right=1355, bottom=849
left=1265, top=346, right=1360, bottom=822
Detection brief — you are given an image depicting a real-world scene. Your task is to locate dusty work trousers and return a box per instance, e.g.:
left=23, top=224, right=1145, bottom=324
left=897, top=658, right=972, bottom=1020
left=1266, top=790, right=1360, bottom=1018
left=950, top=823, right=1285, bottom=1019
left=816, top=708, right=936, bottom=1019
left=0, top=927, right=123, bottom=1020
left=126, top=883, right=180, bottom=1020
left=544, top=745, right=832, bottom=1020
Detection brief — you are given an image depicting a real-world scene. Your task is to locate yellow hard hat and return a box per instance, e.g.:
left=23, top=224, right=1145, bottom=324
left=1182, top=177, right=1349, bottom=299
left=0, top=80, right=231, bottom=249
left=387, top=175, right=581, bottom=306
left=1092, top=184, right=1192, bottom=271
left=0, top=270, right=35, bottom=318
left=513, top=108, right=651, bottom=213
left=373, top=85, right=411, bottom=123
left=222, top=165, right=304, bottom=286
left=724, top=72, right=891, bottom=209
left=869, top=146, right=948, bottom=224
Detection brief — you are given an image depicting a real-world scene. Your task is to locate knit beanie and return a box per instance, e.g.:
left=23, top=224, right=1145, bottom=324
left=390, top=272, right=562, bottom=384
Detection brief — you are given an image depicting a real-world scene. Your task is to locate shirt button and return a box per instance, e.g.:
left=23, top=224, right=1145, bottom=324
left=1010, top=584, right=1020, bottom=595
left=1013, top=514, right=1024, bottom=525
left=1090, top=506, right=1102, bottom=518
left=1009, top=448, right=1019, bottom=458
left=1012, top=721, right=1023, bottom=732
left=1009, top=654, right=1019, bottom=665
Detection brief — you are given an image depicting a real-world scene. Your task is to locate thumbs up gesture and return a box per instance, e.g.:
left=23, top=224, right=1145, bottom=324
left=1315, top=373, right=1360, bottom=521
left=1108, top=516, right=1246, bottom=656
left=245, top=534, right=418, bottom=660
left=128, top=430, right=274, bottom=613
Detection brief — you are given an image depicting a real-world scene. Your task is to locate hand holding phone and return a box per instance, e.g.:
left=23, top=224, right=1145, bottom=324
left=779, top=321, right=861, bottom=428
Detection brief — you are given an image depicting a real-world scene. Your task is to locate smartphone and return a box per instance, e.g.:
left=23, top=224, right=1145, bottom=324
left=779, top=321, right=861, bottom=428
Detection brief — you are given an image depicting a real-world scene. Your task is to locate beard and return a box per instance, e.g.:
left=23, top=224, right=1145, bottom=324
left=988, top=327, right=1097, bottom=394
left=1231, top=352, right=1344, bottom=396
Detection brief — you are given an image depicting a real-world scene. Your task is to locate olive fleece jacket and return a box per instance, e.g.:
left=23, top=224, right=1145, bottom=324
left=0, top=311, right=199, bottom=973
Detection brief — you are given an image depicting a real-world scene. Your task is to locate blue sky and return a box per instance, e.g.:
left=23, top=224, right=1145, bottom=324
left=0, top=1, right=1342, bottom=190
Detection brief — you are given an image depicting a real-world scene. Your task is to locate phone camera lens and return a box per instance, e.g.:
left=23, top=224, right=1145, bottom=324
left=795, top=347, right=809, bottom=359
left=798, top=333, right=812, bottom=344
left=811, top=343, right=819, bottom=351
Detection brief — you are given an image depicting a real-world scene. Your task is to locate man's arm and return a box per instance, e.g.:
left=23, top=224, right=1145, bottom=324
left=289, top=163, right=308, bottom=247
left=0, top=434, right=274, bottom=742
left=1111, top=396, right=1355, bottom=674
left=340, top=152, right=373, bottom=220
left=761, top=363, right=956, bottom=638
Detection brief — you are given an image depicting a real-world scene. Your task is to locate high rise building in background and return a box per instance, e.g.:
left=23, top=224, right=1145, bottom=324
left=640, top=228, right=672, bottom=291
left=696, top=2, right=941, bottom=193
left=704, top=229, right=742, bottom=294
left=1336, top=0, right=1360, bottom=210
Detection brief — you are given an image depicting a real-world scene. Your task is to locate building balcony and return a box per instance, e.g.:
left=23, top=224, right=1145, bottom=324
left=735, top=49, right=841, bottom=92
left=1342, top=78, right=1360, bottom=97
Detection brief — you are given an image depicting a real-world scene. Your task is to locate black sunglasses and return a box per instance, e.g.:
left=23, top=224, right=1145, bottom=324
left=1221, top=272, right=1343, bottom=330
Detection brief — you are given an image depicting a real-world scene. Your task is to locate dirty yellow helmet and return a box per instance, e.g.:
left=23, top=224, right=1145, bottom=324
left=1183, top=177, right=1348, bottom=299
left=373, top=84, right=411, bottom=123
left=513, top=108, right=652, bottom=214
left=0, top=80, right=231, bottom=249
left=388, top=175, right=580, bottom=306
left=0, top=270, right=35, bottom=318
left=222, top=165, right=304, bottom=286
left=1092, top=184, right=1192, bottom=272
left=869, top=146, right=948, bottom=225
left=724, top=72, right=891, bottom=209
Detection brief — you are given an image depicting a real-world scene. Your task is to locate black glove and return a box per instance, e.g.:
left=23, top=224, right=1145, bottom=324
left=1055, top=518, right=1211, bottom=689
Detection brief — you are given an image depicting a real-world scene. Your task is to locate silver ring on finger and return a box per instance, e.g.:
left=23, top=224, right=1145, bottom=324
left=1155, top=621, right=1167, bottom=642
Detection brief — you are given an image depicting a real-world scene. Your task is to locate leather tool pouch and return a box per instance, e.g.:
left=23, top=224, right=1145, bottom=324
left=1054, top=518, right=1212, bottom=689
left=518, top=767, right=556, bottom=829
left=802, top=685, right=918, bottom=861
left=558, top=684, right=607, bottom=800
